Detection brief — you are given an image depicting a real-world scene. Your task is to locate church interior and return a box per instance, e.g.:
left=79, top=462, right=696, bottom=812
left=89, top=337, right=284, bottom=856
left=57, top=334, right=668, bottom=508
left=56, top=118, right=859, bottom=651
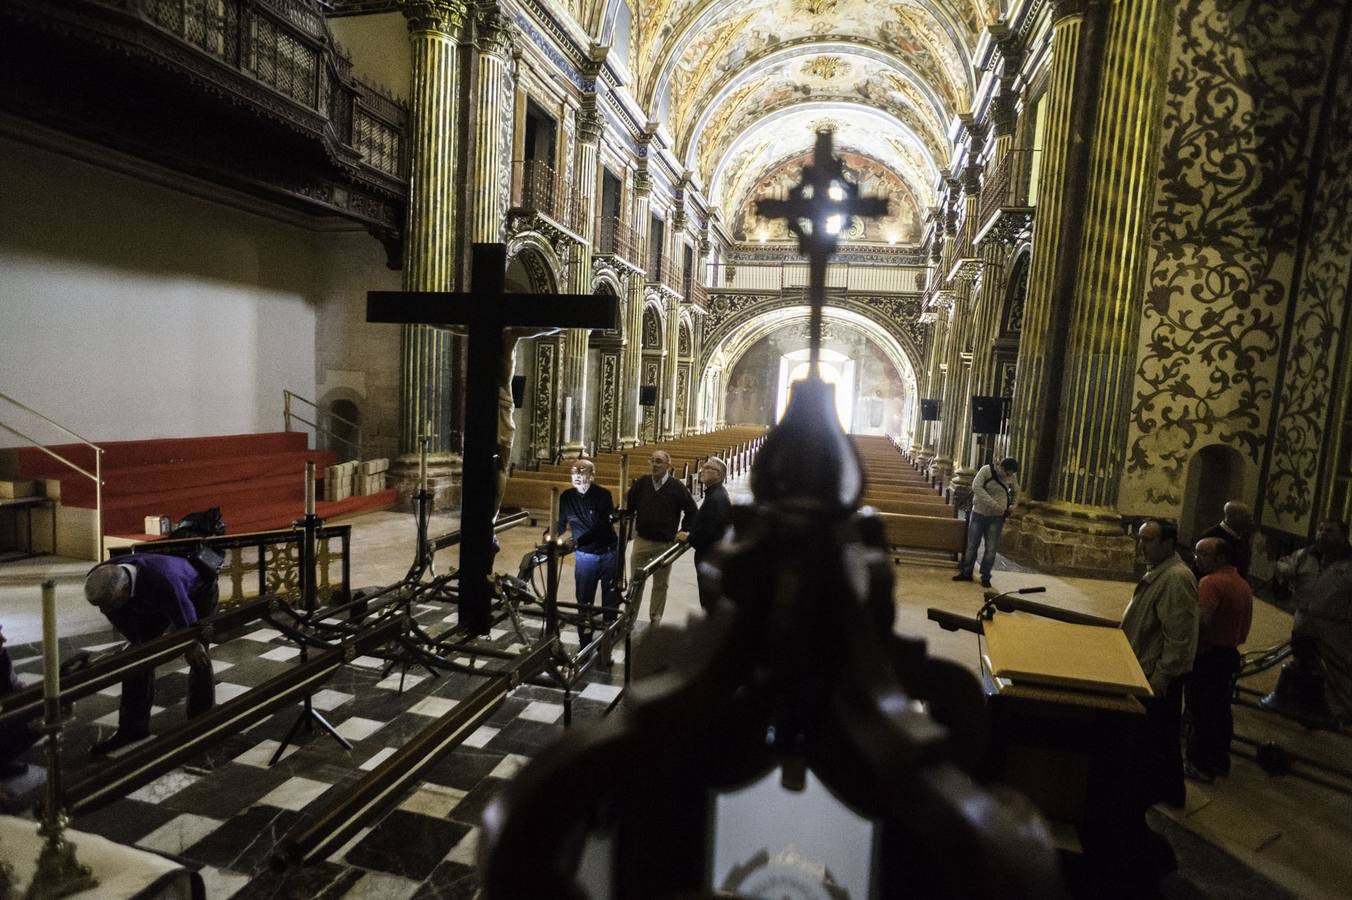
left=1, top=0, right=1351, bottom=896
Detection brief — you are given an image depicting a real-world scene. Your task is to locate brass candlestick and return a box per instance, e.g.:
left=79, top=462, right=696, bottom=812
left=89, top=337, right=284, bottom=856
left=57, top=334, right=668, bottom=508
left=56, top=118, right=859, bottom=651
left=24, top=581, right=96, bottom=900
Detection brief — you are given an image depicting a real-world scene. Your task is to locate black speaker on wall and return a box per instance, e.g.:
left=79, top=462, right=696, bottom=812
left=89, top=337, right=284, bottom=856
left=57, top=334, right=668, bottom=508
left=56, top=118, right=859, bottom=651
left=920, top=399, right=940, bottom=421
left=639, top=385, right=658, bottom=407
left=970, top=396, right=1006, bottom=434
left=510, top=375, right=526, bottom=409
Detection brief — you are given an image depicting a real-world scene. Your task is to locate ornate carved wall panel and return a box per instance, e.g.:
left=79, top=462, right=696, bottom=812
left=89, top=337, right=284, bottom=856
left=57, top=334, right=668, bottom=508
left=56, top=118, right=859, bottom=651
left=676, top=364, right=689, bottom=432
left=700, top=291, right=926, bottom=379
left=1120, top=0, right=1342, bottom=514
left=531, top=339, right=558, bottom=458
left=641, top=357, right=660, bottom=442
left=598, top=350, right=619, bottom=451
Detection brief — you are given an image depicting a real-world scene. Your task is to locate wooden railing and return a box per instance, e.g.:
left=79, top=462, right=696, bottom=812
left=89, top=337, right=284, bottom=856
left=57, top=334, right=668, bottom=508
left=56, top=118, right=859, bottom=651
left=978, top=148, right=1040, bottom=228
left=594, top=215, right=639, bottom=265
left=707, top=262, right=927, bottom=294
left=133, top=0, right=407, bottom=179
left=513, top=159, right=585, bottom=232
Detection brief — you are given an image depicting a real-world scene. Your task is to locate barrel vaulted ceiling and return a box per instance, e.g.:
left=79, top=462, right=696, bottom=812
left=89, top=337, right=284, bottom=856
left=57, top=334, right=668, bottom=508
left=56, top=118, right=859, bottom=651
left=604, top=0, right=1001, bottom=244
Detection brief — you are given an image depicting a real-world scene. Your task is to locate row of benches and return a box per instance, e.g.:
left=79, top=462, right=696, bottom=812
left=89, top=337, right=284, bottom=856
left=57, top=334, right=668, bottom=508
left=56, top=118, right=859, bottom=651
left=854, top=435, right=968, bottom=560
left=501, top=426, right=768, bottom=515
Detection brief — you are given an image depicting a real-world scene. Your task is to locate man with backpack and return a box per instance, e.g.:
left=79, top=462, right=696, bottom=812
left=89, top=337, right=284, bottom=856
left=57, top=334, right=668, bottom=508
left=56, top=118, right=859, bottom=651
left=953, top=457, right=1020, bottom=588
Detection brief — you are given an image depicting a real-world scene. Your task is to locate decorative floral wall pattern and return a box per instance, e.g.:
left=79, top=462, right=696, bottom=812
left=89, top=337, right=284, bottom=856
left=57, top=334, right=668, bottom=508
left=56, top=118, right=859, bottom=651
left=1264, top=32, right=1352, bottom=532
left=1120, top=0, right=1341, bottom=516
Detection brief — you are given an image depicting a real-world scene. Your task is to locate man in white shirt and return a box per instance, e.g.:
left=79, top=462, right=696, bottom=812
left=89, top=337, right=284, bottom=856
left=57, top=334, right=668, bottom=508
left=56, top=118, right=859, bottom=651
left=953, top=457, right=1020, bottom=588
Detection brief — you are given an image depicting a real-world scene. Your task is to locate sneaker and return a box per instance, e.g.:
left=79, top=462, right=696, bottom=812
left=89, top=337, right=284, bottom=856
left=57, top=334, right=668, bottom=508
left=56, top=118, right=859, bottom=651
left=952, top=573, right=973, bottom=582
left=980, top=576, right=992, bottom=588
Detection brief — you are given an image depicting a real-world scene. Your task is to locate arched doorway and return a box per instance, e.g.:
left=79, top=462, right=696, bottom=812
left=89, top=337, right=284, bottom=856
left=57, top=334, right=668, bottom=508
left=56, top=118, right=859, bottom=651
left=1182, top=444, right=1246, bottom=545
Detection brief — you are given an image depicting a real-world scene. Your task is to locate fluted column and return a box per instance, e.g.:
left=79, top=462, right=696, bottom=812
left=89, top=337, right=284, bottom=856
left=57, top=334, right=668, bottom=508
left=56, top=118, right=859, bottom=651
left=619, top=169, right=651, bottom=447
left=468, top=6, right=514, bottom=243
left=1007, top=0, right=1102, bottom=496
left=1049, top=0, right=1174, bottom=507
left=560, top=101, right=602, bottom=455
left=661, top=292, right=680, bottom=439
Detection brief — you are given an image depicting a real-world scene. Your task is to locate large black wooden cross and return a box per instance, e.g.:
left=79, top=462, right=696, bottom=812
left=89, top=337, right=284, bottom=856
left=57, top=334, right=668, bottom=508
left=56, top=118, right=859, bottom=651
left=757, top=130, right=888, bottom=374
left=369, top=243, right=619, bottom=635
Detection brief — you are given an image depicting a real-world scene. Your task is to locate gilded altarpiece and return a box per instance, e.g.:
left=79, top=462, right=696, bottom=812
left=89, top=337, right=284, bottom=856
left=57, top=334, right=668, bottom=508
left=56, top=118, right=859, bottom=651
left=1120, top=0, right=1345, bottom=522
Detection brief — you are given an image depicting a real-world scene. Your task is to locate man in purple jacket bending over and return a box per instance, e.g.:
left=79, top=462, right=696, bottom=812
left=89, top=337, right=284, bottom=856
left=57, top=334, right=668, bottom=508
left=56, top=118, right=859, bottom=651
left=84, top=554, right=219, bottom=756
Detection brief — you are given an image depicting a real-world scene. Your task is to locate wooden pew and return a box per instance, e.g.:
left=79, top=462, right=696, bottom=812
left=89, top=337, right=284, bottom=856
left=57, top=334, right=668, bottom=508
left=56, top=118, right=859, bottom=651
left=876, top=511, right=968, bottom=561
left=862, top=497, right=957, bottom=518
left=501, top=477, right=621, bottom=516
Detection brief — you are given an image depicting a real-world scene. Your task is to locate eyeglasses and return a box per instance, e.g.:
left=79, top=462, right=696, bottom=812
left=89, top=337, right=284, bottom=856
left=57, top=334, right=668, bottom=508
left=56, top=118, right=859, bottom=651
left=570, top=468, right=593, bottom=476
left=649, top=458, right=667, bottom=464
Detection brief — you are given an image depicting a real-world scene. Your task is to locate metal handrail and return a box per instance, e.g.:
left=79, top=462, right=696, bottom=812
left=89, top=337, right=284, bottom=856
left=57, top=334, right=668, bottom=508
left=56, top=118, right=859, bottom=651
left=0, top=391, right=103, bottom=558
left=283, top=389, right=362, bottom=461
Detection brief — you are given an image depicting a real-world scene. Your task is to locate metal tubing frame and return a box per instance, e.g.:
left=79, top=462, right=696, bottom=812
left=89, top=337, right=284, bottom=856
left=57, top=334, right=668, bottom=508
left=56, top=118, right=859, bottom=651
left=0, top=391, right=104, bottom=558
left=283, top=388, right=363, bottom=460
left=0, top=598, right=272, bottom=729
left=64, top=616, right=406, bottom=815
left=275, top=641, right=556, bottom=868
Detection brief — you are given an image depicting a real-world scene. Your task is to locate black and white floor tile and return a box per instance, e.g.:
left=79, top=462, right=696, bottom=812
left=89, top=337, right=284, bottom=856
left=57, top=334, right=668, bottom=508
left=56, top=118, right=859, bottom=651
left=2, top=601, right=623, bottom=899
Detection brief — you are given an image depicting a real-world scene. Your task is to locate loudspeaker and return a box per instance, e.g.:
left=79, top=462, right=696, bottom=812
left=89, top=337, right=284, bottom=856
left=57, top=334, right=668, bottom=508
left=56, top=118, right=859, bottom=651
left=510, top=375, right=526, bottom=409
left=920, top=399, right=940, bottom=421
left=639, top=385, right=658, bottom=407
left=970, top=396, right=1006, bottom=434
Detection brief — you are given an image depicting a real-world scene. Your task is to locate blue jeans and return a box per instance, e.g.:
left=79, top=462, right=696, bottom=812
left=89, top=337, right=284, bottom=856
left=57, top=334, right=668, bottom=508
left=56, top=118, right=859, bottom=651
left=959, top=512, right=1005, bottom=579
left=574, top=547, right=620, bottom=647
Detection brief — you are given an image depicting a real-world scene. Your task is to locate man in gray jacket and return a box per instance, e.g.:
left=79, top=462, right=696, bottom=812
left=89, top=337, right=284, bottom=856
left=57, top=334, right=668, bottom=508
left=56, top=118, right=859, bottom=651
left=1122, top=518, right=1199, bottom=807
left=953, top=457, right=1019, bottom=588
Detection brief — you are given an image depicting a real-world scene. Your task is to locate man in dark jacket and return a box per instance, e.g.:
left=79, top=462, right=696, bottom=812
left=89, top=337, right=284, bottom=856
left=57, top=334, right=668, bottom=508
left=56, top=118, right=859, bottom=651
left=84, top=554, right=219, bottom=756
left=686, top=457, right=734, bottom=612
left=555, top=459, right=621, bottom=665
left=1200, top=500, right=1253, bottom=581
left=0, top=624, right=40, bottom=780
left=626, top=450, right=697, bottom=625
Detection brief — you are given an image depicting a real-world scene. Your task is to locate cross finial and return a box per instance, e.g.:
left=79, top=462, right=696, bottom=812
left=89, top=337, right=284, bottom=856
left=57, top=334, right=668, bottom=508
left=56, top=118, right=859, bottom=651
left=757, top=130, right=889, bottom=376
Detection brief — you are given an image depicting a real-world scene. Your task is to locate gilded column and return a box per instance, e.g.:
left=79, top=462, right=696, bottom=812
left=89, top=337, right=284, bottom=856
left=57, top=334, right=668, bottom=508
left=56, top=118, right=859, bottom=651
left=1012, top=0, right=1174, bottom=577
left=619, top=168, right=651, bottom=447
left=468, top=6, right=514, bottom=243
left=560, top=99, right=603, bottom=455
left=1049, top=0, right=1174, bottom=507
left=395, top=0, right=466, bottom=506
left=1006, top=0, right=1102, bottom=495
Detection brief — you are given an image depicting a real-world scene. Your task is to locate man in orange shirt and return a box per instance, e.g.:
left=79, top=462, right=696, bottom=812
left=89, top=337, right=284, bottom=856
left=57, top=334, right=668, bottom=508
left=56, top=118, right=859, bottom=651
left=1185, top=537, right=1253, bottom=781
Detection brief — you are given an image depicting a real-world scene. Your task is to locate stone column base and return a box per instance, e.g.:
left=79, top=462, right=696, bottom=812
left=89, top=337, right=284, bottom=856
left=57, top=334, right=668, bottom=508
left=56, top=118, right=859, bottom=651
left=1003, top=499, right=1137, bottom=580
left=949, top=465, right=976, bottom=509
left=389, top=452, right=463, bottom=512
left=931, top=455, right=954, bottom=488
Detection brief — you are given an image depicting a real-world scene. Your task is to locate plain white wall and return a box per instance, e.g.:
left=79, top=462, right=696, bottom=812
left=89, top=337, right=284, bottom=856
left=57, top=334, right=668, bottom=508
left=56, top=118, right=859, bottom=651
left=0, top=135, right=320, bottom=446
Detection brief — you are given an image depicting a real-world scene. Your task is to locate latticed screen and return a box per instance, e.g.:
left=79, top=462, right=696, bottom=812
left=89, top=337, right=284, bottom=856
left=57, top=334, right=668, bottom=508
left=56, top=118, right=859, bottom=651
left=146, top=0, right=237, bottom=61
left=355, top=112, right=401, bottom=177
left=248, top=14, right=317, bottom=107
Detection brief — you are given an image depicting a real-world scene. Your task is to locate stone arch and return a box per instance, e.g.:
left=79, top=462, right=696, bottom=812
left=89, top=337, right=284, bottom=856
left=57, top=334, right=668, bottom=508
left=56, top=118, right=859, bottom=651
left=641, top=301, right=664, bottom=349
left=701, top=305, right=920, bottom=439
left=317, top=386, right=365, bottom=461
left=677, top=313, right=694, bottom=358
left=505, top=233, right=563, bottom=293
left=1182, top=444, right=1248, bottom=546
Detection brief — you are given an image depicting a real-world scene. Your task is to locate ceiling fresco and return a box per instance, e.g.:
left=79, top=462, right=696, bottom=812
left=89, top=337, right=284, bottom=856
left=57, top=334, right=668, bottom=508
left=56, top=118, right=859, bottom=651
left=730, top=150, right=925, bottom=244
left=710, top=104, right=938, bottom=222
left=681, top=48, right=949, bottom=181
left=639, top=0, right=983, bottom=115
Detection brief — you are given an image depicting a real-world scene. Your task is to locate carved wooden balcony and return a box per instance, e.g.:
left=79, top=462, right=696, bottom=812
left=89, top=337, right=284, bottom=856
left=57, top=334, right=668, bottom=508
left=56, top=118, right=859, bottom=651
left=592, top=215, right=643, bottom=276
left=0, top=0, right=410, bottom=258
left=975, top=148, right=1039, bottom=247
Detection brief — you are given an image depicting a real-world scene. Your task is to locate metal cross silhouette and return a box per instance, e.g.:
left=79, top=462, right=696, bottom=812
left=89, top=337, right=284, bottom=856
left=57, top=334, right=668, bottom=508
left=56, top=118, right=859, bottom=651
left=757, top=130, right=889, bottom=376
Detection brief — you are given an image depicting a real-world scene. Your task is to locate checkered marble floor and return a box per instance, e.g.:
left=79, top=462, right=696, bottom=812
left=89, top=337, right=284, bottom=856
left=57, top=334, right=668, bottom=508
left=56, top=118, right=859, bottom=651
left=4, top=600, right=627, bottom=899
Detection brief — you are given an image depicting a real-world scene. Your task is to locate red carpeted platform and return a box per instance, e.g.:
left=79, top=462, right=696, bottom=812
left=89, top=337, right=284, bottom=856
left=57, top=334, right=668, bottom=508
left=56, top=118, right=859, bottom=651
left=16, top=432, right=395, bottom=538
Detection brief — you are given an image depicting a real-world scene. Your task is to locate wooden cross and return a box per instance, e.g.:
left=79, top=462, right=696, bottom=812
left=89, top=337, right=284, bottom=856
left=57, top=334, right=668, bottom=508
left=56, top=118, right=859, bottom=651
left=368, top=243, right=619, bottom=635
left=757, top=130, right=889, bottom=376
